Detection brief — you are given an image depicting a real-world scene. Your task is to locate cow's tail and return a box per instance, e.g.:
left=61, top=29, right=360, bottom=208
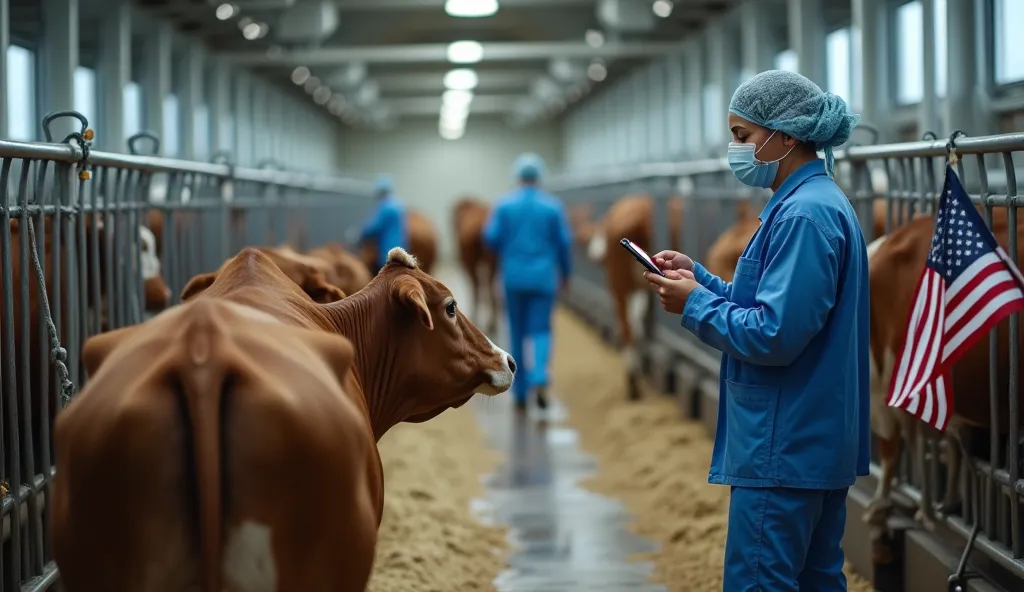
left=176, top=300, right=227, bottom=592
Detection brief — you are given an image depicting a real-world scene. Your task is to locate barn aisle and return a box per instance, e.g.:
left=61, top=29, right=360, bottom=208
left=436, top=266, right=667, bottom=592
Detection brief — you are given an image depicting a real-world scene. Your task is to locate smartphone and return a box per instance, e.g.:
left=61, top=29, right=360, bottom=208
left=619, top=238, right=665, bottom=277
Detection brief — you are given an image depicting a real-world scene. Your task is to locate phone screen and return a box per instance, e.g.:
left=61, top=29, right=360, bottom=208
left=619, top=238, right=665, bottom=276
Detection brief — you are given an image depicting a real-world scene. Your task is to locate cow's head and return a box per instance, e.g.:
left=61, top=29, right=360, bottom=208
left=180, top=246, right=346, bottom=304
left=341, top=247, right=515, bottom=427
left=139, top=225, right=171, bottom=312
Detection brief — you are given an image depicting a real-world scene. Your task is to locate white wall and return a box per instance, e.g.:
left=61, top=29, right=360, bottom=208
left=336, top=116, right=564, bottom=261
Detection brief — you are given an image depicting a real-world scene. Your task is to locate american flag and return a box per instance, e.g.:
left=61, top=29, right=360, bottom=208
left=887, top=165, right=1024, bottom=432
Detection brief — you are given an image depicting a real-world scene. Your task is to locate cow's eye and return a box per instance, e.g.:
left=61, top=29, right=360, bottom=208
left=445, top=301, right=457, bottom=318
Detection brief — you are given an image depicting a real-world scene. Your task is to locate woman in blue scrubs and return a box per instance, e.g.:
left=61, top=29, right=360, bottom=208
left=644, top=70, right=870, bottom=591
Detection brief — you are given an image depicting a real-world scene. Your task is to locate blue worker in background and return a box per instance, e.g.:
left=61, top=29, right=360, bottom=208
left=357, top=174, right=410, bottom=275
left=642, top=70, right=868, bottom=591
left=483, top=153, right=574, bottom=413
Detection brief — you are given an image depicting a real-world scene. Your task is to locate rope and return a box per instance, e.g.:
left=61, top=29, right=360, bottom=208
left=25, top=216, right=76, bottom=405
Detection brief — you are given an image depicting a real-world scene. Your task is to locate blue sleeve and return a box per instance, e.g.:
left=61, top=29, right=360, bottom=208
left=482, top=206, right=502, bottom=252
left=555, top=204, right=574, bottom=279
left=358, top=204, right=386, bottom=243
left=680, top=215, right=839, bottom=367
left=692, top=261, right=732, bottom=299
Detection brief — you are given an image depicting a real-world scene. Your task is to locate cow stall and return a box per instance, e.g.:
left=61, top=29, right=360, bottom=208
left=0, top=111, right=375, bottom=591
left=548, top=131, right=1024, bottom=592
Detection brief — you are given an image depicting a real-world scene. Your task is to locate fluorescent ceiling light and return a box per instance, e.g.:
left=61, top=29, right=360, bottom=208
left=242, top=22, right=262, bottom=40
left=587, top=60, right=607, bottom=82
left=442, top=89, right=474, bottom=107
left=313, top=86, right=332, bottom=105
left=216, top=3, right=236, bottom=20
left=441, top=105, right=470, bottom=123
left=443, top=68, right=479, bottom=91
left=303, top=76, right=321, bottom=93
left=291, top=66, right=311, bottom=85
left=445, top=0, right=498, bottom=18
left=585, top=29, right=604, bottom=48
left=652, top=0, right=673, bottom=18
left=447, top=40, right=484, bottom=64
left=439, top=120, right=466, bottom=140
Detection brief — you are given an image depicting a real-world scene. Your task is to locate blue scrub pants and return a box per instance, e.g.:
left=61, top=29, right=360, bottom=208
left=503, top=289, right=555, bottom=403
left=725, top=486, right=849, bottom=591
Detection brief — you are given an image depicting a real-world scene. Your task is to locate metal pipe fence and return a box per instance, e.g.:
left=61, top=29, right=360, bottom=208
left=0, top=112, right=374, bottom=591
left=550, top=131, right=1024, bottom=586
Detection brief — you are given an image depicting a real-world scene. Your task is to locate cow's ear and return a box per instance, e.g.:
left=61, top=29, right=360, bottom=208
left=82, top=325, right=138, bottom=378
left=301, top=269, right=347, bottom=304
left=393, top=275, right=433, bottom=330
left=180, top=272, right=218, bottom=301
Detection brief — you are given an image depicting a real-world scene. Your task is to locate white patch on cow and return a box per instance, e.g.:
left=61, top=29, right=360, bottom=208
left=587, top=232, right=607, bottom=262
left=138, top=225, right=161, bottom=280
left=477, top=337, right=515, bottom=396
left=869, top=347, right=898, bottom=440
left=386, top=247, right=418, bottom=269
left=866, top=234, right=888, bottom=263
left=626, top=290, right=649, bottom=342
left=223, top=520, right=277, bottom=592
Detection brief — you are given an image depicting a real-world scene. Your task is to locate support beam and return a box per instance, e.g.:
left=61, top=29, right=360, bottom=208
left=851, top=0, right=886, bottom=136
left=336, top=0, right=594, bottom=9
left=221, top=41, right=685, bottom=66
left=944, top=0, right=986, bottom=136
left=787, top=0, right=826, bottom=89
left=40, top=0, right=79, bottom=142
left=740, top=0, right=775, bottom=80
left=374, top=70, right=536, bottom=93
left=920, top=0, right=938, bottom=136
left=233, top=72, right=253, bottom=166
left=98, top=0, right=131, bottom=151
left=382, top=94, right=521, bottom=116
left=0, top=0, right=9, bottom=138
left=682, top=38, right=704, bottom=156
left=177, top=46, right=205, bottom=160
left=210, top=59, right=233, bottom=155
left=141, top=22, right=172, bottom=154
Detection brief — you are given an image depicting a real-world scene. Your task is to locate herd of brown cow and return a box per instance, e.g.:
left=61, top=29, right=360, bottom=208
left=565, top=190, right=1023, bottom=557
left=1, top=203, right=518, bottom=591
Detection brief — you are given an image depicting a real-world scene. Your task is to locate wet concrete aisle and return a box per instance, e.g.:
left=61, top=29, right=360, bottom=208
left=438, top=267, right=667, bottom=592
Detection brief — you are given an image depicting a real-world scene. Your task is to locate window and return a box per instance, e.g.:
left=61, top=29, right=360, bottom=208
left=896, top=0, right=924, bottom=104
left=194, top=104, right=210, bottom=160
left=163, top=94, right=179, bottom=156
left=774, top=49, right=798, bottom=73
left=74, top=66, right=97, bottom=126
left=935, top=0, right=947, bottom=97
left=6, top=45, right=36, bottom=141
left=826, top=27, right=852, bottom=106
left=995, top=0, right=1024, bottom=84
left=701, top=83, right=723, bottom=144
left=123, top=81, right=143, bottom=141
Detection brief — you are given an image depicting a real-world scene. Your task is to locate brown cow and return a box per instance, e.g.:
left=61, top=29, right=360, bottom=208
left=51, top=246, right=515, bottom=592
left=305, top=242, right=373, bottom=296
left=581, top=193, right=683, bottom=400
left=452, top=197, right=500, bottom=334
left=863, top=210, right=1024, bottom=547
left=703, top=201, right=761, bottom=282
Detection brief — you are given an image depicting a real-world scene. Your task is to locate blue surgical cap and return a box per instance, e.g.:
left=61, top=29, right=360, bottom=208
left=374, top=174, right=394, bottom=194
left=729, top=69, right=861, bottom=178
left=512, top=152, right=546, bottom=182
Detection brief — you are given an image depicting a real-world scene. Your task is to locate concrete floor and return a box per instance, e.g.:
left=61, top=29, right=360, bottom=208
left=437, top=266, right=667, bottom=592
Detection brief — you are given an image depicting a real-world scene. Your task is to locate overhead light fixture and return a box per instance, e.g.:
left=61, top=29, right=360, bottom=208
left=313, top=86, right=332, bottom=105
left=587, top=59, right=607, bottom=82
left=291, top=66, right=311, bottom=85
left=585, top=29, right=604, bottom=48
left=439, top=120, right=466, bottom=140
left=442, top=89, right=474, bottom=107
left=242, top=22, right=262, bottom=40
left=304, top=76, right=321, bottom=94
left=652, top=0, right=673, bottom=18
left=216, top=3, right=236, bottom=20
left=447, top=40, right=484, bottom=64
left=445, top=0, right=499, bottom=18
left=443, top=68, right=479, bottom=91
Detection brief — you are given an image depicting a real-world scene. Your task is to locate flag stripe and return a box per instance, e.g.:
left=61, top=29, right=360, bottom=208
left=889, top=268, right=934, bottom=406
left=900, top=272, right=946, bottom=409
left=943, top=288, right=1024, bottom=360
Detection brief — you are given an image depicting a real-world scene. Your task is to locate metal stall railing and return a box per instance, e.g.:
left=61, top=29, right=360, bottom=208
left=0, top=112, right=374, bottom=591
left=548, top=132, right=1024, bottom=590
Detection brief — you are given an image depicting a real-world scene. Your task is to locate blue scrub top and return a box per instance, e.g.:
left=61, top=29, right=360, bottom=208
left=682, top=159, right=871, bottom=490
left=482, top=185, right=574, bottom=295
left=358, top=194, right=410, bottom=269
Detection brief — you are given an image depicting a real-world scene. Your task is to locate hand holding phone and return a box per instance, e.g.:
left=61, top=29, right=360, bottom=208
left=619, top=238, right=665, bottom=277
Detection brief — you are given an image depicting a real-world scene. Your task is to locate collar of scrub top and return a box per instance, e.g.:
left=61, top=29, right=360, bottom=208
left=757, top=158, right=829, bottom=222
